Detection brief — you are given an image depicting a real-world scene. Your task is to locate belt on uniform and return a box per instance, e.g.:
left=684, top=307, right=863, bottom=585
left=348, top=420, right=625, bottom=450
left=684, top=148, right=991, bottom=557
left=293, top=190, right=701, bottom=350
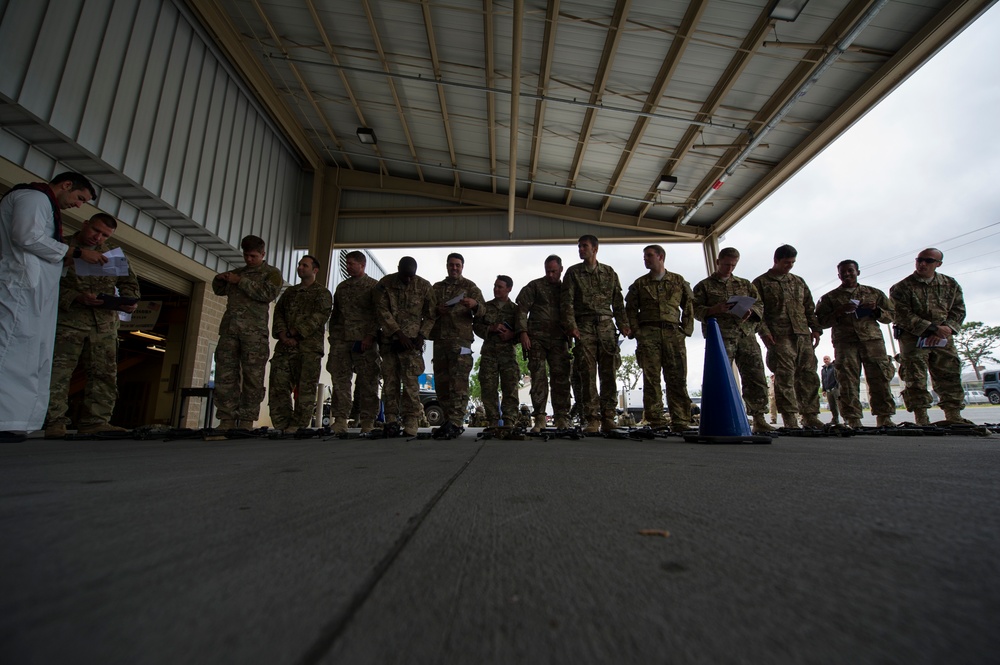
left=577, top=316, right=612, bottom=326
left=639, top=321, right=679, bottom=329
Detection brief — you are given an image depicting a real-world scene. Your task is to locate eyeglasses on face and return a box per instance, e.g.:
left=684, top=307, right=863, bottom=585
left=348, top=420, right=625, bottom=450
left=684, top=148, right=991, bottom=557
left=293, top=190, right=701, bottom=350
left=915, top=257, right=940, bottom=264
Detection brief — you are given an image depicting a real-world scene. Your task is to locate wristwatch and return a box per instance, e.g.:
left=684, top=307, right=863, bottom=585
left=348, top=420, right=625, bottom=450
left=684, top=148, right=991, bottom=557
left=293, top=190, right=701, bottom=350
left=72, top=247, right=82, bottom=259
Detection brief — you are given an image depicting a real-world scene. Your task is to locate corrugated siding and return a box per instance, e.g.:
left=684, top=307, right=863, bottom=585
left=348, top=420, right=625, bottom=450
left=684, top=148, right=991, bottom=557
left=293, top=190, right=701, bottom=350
left=0, top=0, right=305, bottom=283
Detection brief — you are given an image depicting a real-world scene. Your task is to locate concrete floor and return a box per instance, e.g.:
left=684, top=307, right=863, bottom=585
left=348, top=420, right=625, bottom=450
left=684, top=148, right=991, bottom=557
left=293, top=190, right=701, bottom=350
left=1, top=425, right=998, bottom=665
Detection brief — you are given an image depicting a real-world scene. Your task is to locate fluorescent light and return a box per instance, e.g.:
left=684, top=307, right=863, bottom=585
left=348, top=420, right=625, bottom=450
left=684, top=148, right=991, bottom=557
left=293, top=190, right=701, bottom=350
left=131, top=331, right=165, bottom=342
left=770, top=0, right=809, bottom=21
left=146, top=344, right=166, bottom=353
left=357, top=127, right=377, bottom=145
left=656, top=175, right=678, bottom=192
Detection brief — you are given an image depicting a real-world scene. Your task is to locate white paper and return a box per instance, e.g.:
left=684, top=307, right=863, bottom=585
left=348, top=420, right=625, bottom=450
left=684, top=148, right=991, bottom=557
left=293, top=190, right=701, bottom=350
left=444, top=292, right=466, bottom=307
left=917, top=336, right=948, bottom=348
left=74, top=247, right=130, bottom=277
left=726, top=295, right=756, bottom=318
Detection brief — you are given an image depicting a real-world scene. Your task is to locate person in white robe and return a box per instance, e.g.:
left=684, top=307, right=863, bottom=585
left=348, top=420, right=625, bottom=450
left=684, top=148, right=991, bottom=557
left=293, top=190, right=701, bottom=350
left=0, top=173, right=106, bottom=440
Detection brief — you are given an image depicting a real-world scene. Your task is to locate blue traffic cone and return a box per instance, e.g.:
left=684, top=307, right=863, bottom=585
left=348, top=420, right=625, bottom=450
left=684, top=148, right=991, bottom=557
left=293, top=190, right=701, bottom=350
left=687, top=318, right=769, bottom=444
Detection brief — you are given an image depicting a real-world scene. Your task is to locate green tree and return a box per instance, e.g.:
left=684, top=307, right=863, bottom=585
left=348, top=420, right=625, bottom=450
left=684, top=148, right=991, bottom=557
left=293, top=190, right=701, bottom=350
left=617, top=354, right=642, bottom=391
left=953, top=321, right=1000, bottom=380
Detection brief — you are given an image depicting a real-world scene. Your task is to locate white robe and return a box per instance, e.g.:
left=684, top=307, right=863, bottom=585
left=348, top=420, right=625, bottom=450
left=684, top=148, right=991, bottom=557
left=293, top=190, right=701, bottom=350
left=0, top=189, right=69, bottom=431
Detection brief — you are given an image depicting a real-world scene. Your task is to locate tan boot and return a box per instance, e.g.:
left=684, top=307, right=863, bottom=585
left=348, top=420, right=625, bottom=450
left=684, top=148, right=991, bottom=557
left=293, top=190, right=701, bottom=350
left=801, top=413, right=824, bottom=429
left=331, top=419, right=348, bottom=435
left=670, top=422, right=690, bottom=433
left=553, top=415, right=569, bottom=430
left=876, top=415, right=896, bottom=427
left=601, top=418, right=618, bottom=433
left=44, top=424, right=67, bottom=439
left=846, top=418, right=864, bottom=429
left=781, top=413, right=799, bottom=429
left=217, top=418, right=237, bottom=430
left=583, top=420, right=601, bottom=433
left=751, top=414, right=773, bottom=433
left=77, top=422, right=128, bottom=434
left=402, top=418, right=419, bottom=436
left=531, top=415, right=546, bottom=433
left=913, top=409, right=930, bottom=426
left=358, top=421, right=374, bottom=434
left=943, top=408, right=973, bottom=425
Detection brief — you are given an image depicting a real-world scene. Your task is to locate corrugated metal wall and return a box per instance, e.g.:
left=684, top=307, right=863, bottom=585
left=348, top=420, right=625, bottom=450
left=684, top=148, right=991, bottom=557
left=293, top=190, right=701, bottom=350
left=0, top=0, right=305, bottom=281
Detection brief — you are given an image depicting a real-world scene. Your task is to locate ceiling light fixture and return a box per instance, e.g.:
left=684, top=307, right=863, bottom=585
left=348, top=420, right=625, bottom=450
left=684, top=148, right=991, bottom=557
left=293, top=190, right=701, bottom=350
left=770, top=0, right=810, bottom=21
left=131, top=331, right=166, bottom=342
left=356, top=127, right=377, bottom=145
left=146, top=344, right=166, bottom=353
left=656, top=175, right=678, bottom=192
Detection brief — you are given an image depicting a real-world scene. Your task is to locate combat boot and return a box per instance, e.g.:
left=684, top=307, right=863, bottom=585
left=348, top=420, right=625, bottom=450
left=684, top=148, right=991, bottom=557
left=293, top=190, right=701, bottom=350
left=943, top=408, right=974, bottom=425
left=531, top=415, right=546, bottom=433
left=583, top=420, right=601, bottom=433
left=846, top=418, right=864, bottom=429
left=331, top=419, right=348, bottom=435
left=751, top=414, right=773, bottom=433
left=217, top=418, right=237, bottom=430
left=913, top=409, right=930, bottom=426
left=77, top=422, right=128, bottom=434
left=44, top=424, right=67, bottom=439
left=800, top=413, right=824, bottom=429
left=553, top=415, right=569, bottom=430
left=402, top=417, right=419, bottom=436
left=600, top=418, right=618, bottom=433
left=670, top=422, right=690, bottom=433
left=876, top=415, right=896, bottom=427
left=358, top=420, right=375, bottom=434
left=781, top=413, right=799, bottom=429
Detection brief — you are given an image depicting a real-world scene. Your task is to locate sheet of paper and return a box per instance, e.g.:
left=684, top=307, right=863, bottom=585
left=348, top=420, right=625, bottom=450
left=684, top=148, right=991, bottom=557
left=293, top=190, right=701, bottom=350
left=460, top=347, right=473, bottom=355
left=444, top=292, right=466, bottom=307
left=74, top=247, right=130, bottom=277
left=726, top=295, right=756, bottom=318
left=917, top=336, right=948, bottom=348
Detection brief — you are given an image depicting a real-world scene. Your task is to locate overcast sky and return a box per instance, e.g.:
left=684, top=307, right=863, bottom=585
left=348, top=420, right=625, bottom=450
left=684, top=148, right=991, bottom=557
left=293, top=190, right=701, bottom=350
left=373, top=4, right=1000, bottom=393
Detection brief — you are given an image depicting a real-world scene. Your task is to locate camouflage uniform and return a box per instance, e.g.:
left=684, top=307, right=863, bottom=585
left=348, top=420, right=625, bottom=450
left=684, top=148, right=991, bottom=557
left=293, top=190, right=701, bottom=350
left=752, top=271, right=822, bottom=416
left=212, top=262, right=283, bottom=423
left=692, top=273, right=768, bottom=416
left=515, top=277, right=571, bottom=424
left=473, top=298, right=527, bottom=426
left=562, top=262, right=628, bottom=425
left=430, top=277, right=485, bottom=427
left=626, top=271, right=694, bottom=428
left=45, top=232, right=140, bottom=428
left=889, top=272, right=966, bottom=412
left=376, top=272, right=436, bottom=426
left=328, top=274, right=380, bottom=427
left=816, top=284, right=896, bottom=420
left=268, top=281, right=332, bottom=429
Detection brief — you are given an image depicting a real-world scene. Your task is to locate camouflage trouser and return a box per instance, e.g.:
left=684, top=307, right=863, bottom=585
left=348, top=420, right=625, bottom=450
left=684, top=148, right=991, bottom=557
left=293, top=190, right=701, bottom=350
left=722, top=332, right=769, bottom=416
left=382, top=348, right=424, bottom=424
left=898, top=332, right=963, bottom=411
left=527, top=334, right=572, bottom=420
left=834, top=339, right=896, bottom=419
left=268, top=348, right=323, bottom=429
left=573, top=320, right=619, bottom=423
left=327, top=340, right=381, bottom=423
left=432, top=339, right=474, bottom=426
left=569, top=353, right=584, bottom=420
left=46, top=325, right=118, bottom=427
left=479, top=343, right=520, bottom=426
left=636, top=325, right=691, bottom=427
left=215, top=330, right=270, bottom=422
left=765, top=334, right=820, bottom=415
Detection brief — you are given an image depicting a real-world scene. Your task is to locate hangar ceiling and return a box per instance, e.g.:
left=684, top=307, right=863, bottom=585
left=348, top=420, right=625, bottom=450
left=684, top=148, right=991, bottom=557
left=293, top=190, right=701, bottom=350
left=190, top=0, right=991, bottom=248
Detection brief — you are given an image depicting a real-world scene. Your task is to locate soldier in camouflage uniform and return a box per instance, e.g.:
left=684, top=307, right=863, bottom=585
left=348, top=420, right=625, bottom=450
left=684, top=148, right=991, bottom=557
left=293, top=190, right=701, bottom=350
left=753, top=245, right=824, bottom=429
left=268, top=255, right=332, bottom=431
left=474, top=275, right=528, bottom=427
left=562, top=235, right=631, bottom=433
left=889, top=248, right=970, bottom=425
left=375, top=257, right=437, bottom=436
left=328, top=250, right=380, bottom=434
left=212, top=235, right=283, bottom=429
left=626, top=244, right=694, bottom=432
left=516, top=255, right=572, bottom=430
left=44, top=214, right=139, bottom=438
left=816, top=260, right=897, bottom=429
left=430, top=253, right=485, bottom=433
left=692, top=247, right=772, bottom=433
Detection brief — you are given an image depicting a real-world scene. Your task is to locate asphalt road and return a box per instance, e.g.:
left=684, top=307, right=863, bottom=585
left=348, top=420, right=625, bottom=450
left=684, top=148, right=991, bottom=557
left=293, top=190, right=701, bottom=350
left=2, top=425, right=999, bottom=665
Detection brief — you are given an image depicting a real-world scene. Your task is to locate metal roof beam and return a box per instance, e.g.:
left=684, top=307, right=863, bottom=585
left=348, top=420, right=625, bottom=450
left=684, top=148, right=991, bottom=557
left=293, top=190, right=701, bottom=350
left=526, top=0, right=559, bottom=203
left=420, top=0, right=461, bottom=188
left=484, top=0, right=498, bottom=193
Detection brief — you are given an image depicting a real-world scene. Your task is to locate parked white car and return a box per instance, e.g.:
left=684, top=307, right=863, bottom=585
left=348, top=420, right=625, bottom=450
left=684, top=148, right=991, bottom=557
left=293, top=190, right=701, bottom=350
left=964, top=390, right=990, bottom=405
